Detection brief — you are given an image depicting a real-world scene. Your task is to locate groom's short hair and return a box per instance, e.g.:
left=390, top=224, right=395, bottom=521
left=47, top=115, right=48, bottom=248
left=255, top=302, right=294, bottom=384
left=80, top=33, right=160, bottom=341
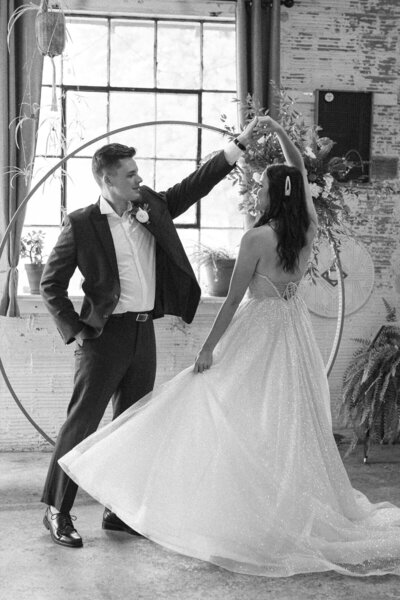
left=92, top=143, right=137, bottom=183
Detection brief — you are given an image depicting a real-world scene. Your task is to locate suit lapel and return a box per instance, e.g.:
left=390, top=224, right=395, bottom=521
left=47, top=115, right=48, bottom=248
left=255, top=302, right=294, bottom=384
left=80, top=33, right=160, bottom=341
left=89, top=202, right=119, bottom=280
left=139, top=187, right=195, bottom=279
left=138, top=187, right=163, bottom=238
left=88, top=192, right=195, bottom=283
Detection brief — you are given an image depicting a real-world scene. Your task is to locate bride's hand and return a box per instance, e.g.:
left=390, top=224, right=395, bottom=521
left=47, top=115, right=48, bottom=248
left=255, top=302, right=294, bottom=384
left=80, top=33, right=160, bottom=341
left=194, top=348, right=213, bottom=374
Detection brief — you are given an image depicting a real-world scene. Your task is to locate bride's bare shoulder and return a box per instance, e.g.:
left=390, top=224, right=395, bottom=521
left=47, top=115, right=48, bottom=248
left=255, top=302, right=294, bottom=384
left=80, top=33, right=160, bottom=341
left=245, top=225, right=276, bottom=245
left=240, top=227, right=275, bottom=262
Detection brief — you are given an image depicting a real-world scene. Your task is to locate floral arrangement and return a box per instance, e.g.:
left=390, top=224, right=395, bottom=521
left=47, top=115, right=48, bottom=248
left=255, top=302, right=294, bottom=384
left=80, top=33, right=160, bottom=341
left=222, top=89, right=361, bottom=277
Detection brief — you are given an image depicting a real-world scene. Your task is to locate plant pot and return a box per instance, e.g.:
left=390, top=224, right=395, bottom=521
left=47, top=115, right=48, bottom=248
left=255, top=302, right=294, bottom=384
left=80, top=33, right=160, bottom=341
left=204, top=259, right=235, bottom=297
left=25, top=263, right=45, bottom=294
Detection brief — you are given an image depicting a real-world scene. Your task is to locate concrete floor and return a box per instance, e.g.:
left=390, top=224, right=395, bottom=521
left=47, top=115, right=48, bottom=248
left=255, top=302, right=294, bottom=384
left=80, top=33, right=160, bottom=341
left=1, top=442, right=400, bottom=600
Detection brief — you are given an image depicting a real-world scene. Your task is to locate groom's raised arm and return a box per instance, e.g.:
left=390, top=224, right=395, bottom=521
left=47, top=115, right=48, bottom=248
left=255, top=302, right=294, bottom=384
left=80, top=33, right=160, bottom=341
left=162, top=149, right=235, bottom=220
left=163, top=118, right=258, bottom=220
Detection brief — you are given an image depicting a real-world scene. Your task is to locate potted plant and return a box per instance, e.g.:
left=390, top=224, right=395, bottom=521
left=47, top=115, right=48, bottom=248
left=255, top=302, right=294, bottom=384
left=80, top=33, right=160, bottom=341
left=20, top=230, right=46, bottom=294
left=340, top=298, right=400, bottom=462
left=191, top=244, right=236, bottom=297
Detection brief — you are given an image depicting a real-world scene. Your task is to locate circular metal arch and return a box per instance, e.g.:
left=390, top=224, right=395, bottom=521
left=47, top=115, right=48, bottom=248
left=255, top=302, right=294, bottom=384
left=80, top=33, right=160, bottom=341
left=0, top=120, right=345, bottom=445
left=325, top=239, right=345, bottom=377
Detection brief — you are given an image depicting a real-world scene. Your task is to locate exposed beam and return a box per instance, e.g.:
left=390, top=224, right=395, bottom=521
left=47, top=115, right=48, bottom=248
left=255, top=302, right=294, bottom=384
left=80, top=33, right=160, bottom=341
left=62, top=0, right=236, bottom=20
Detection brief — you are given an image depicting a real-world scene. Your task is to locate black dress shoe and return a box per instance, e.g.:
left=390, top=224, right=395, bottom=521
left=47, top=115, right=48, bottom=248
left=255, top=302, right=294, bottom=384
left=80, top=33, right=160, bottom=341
left=43, top=507, right=83, bottom=548
left=102, top=508, right=143, bottom=537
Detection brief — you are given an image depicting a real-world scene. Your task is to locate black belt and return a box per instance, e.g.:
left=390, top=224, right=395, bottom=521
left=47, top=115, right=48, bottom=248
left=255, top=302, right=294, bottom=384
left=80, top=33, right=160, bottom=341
left=111, top=311, right=151, bottom=322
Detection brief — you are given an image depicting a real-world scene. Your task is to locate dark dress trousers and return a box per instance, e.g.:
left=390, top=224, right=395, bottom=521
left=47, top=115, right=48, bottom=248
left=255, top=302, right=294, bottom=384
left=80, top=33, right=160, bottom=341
left=40, top=150, right=234, bottom=512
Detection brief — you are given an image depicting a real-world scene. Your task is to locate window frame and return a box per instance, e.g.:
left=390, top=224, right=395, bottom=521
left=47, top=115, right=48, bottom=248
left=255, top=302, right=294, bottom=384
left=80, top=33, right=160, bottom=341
left=31, top=13, right=238, bottom=233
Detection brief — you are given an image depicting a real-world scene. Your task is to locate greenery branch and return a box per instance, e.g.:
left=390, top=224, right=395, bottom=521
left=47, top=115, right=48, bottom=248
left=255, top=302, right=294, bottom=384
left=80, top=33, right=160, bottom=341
left=222, top=88, right=364, bottom=279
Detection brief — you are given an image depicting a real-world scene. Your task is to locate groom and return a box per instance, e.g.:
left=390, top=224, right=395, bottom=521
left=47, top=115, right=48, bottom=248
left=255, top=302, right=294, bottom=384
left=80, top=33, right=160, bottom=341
left=40, top=120, right=257, bottom=548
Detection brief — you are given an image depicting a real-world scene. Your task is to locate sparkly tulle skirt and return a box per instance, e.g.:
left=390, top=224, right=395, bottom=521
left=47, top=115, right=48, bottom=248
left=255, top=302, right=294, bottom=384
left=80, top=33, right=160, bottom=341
left=59, top=277, right=400, bottom=577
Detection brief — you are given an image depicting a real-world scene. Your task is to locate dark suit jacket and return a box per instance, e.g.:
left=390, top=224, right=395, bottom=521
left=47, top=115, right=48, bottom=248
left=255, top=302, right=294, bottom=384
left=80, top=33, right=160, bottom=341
left=40, top=150, right=234, bottom=344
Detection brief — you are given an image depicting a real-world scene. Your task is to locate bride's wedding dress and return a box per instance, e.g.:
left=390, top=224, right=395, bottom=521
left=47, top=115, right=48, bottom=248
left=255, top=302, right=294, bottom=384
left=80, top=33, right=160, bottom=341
left=59, top=272, right=400, bottom=577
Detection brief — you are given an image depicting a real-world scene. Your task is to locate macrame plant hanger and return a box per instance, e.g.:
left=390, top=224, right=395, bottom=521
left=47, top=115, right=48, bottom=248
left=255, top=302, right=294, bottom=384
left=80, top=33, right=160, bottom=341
left=35, top=0, right=66, bottom=111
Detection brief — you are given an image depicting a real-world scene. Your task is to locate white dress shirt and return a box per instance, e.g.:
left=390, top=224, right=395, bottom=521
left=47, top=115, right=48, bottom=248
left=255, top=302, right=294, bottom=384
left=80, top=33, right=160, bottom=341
left=100, top=196, right=156, bottom=313
left=224, top=140, right=245, bottom=166
left=98, top=142, right=242, bottom=314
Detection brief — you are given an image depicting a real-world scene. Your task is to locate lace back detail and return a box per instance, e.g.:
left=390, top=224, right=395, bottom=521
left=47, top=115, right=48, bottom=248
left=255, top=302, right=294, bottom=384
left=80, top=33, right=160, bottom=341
left=249, top=271, right=301, bottom=300
left=281, top=281, right=300, bottom=300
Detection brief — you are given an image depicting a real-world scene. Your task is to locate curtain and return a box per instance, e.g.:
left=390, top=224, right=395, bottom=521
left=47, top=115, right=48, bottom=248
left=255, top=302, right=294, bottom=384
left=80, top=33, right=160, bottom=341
left=236, top=0, right=281, bottom=125
left=0, top=0, right=43, bottom=316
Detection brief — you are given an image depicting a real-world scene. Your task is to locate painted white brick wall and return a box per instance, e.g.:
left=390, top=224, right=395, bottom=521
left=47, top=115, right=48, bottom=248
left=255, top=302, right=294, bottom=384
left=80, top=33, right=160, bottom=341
left=0, top=288, right=385, bottom=451
left=280, top=0, right=400, bottom=419
left=0, top=299, right=250, bottom=450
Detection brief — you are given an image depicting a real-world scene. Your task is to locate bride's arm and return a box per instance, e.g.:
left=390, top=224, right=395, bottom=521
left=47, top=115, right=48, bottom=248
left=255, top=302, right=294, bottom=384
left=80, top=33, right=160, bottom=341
left=258, top=116, right=318, bottom=227
left=194, top=230, right=260, bottom=373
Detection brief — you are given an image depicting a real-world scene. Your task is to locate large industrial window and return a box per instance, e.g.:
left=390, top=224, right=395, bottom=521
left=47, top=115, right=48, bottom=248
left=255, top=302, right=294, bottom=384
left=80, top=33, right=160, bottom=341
left=22, top=14, right=241, bottom=293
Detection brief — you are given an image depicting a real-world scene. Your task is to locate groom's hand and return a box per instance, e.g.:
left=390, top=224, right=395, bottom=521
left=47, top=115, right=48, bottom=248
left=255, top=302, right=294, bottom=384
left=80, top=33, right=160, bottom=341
left=225, top=117, right=260, bottom=165
left=194, top=348, right=213, bottom=374
left=236, top=116, right=259, bottom=147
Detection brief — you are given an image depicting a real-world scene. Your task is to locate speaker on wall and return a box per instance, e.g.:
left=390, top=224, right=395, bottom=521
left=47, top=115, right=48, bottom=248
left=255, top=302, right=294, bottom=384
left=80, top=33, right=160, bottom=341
left=316, top=90, right=372, bottom=183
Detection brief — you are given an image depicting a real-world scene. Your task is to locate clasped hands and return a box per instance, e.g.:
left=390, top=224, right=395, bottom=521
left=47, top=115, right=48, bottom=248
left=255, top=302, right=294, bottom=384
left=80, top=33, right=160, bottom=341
left=236, top=115, right=283, bottom=147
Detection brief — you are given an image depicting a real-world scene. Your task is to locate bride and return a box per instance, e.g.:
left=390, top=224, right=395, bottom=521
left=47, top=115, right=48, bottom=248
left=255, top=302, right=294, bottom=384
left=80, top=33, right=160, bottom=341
left=59, top=116, right=400, bottom=577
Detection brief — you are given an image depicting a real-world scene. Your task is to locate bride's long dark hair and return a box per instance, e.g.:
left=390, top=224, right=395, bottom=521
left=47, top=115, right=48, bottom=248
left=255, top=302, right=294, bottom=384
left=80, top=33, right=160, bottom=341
left=254, top=164, right=310, bottom=272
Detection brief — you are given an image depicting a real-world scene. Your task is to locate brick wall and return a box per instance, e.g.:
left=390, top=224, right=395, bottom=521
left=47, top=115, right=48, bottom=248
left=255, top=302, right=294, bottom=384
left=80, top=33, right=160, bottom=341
left=0, top=298, right=356, bottom=450
left=280, top=0, right=400, bottom=423
left=281, top=0, right=400, bottom=169
left=0, top=300, right=230, bottom=450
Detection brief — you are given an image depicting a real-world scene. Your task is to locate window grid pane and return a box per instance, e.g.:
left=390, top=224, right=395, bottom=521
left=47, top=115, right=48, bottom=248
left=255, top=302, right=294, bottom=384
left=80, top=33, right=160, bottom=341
left=63, top=18, right=108, bottom=86
left=156, top=21, right=201, bottom=89
left=110, top=20, right=155, bottom=88
left=30, top=14, right=237, bottom=258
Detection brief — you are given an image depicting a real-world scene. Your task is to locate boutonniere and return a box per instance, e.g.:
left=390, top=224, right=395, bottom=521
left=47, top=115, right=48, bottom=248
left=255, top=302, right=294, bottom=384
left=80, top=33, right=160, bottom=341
left=128, top=203, right=151, bottom=225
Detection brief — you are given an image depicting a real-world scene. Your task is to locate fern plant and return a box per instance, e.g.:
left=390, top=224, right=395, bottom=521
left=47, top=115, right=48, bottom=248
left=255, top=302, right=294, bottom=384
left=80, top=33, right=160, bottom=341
left=341, top=298, right=400, bottom=462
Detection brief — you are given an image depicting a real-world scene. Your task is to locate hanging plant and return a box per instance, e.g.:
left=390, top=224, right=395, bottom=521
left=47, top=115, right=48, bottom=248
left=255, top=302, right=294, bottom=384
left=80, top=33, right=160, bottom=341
left=35, top=0, right=66, bottom=110
left=8, top=1, right=66, bottom=112
left=35, top=0, right=66, bottom=57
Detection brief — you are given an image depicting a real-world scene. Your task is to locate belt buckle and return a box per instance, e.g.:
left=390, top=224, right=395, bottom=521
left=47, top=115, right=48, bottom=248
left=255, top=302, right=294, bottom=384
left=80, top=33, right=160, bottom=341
left=136, top=313, right=148, bottom=322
